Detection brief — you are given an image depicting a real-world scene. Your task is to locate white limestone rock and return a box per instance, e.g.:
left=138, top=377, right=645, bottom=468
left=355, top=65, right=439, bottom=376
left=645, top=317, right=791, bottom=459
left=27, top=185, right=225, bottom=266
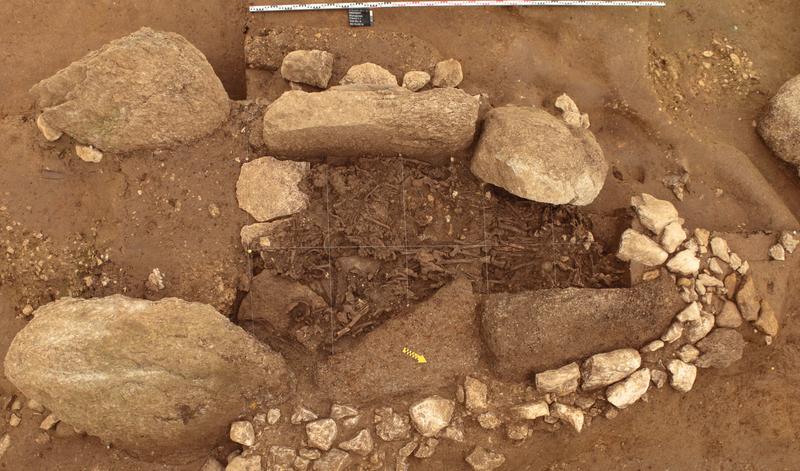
left=676, top=302, right=702, bottom=322
left=661, top=221, right=687, bottom=253
left=581, top=349, right=641, bottom=390
left=338, top=429, right=373, bottom=456
left=617, top=229, right=669, bottom=266
left=534, top=362, right=581, bottom=395
left=710, top=237, right=731, bottom=263
left=661, top=321, right=684, bottom=343
left=605, top=368, right=650, bottom=409
left=549, top=403, right=584, bottom=432
left=667, top=359, right=697, bottom=393
left=666, top=249, right=701, bottom=276
left=631, top=193, right=680, bottom=235
left=236, top=157, right=309, bottom=222
left=409, top=396, right=454, bottom=437
left=510, top=401, right=549, bottom=421
left=306, top=418, right=338, bottom=451
left=464, top=377, right=489, bottom=413
left=780, top=231, right=799, bottom=254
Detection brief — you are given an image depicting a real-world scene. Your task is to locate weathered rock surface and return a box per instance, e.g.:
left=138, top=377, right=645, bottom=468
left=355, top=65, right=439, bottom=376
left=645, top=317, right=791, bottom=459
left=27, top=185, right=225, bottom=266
left=716, top=301, right=743, bottom=328
left=432, top=59, right=464, bottom=88
left=230, top=421, right=255, bottom=447
left=550, top=404, right=584, bottom=432
left=481, top=276, right=681, bottom=380
left=554, top=94, right=590, bottom=129
left=471, top=106, right=607, bottom=205
left=340, top=63, right=398, bottom=87
left=535, top=362, right=581, bottom=395
left=606, top=368, right=650, bottom=409
left=317, top=278, right=480, bottom=401
left=676, top=344, right=700, bottom=363
left=402, top=71, right=431, bottom=91
left=464, top=377, right=489, bottom=413
left=236, top=156, right=309, bottom=222
left=781, top=231, right=799, bottom=253
left=30, top=27, right=229, bottom=152
left=226, top=455, right=261, bottom=471
left=338, top=429, right=373, bottom=456
left=3, top=296, right=293, bottom=461
left=409, top=396, right=454, bottom=437
left=466, top=446, right=505, bottom=471
left=666, top=249, right=701, bottom=276
left=696, top=329, right=745, bottom=368
left=758, top=74, right=800, bottom=168
left=661, top=221, right=687, bottom=253
left=263, top=86, right=479, bottom=161
left=617, top=229, right=669, bottom=266
left=581, top=349, right=641, bottom=390
left=238, top=271, right=327, bottom=352
left=667, top=359, right=696, bottom=393
left=736, top=276, right=761, bottom=321
left=374, top=407, right=411, bottom=442
left=306, top=419, right=338, bottom=451
left=280, top=50, right=334, bottom=88
left=677, top=302, right=702, bottom=322
left=685, top=312, right=715, bottom=343
left=510, top=401, right=549, bottom=421
left=755, top=300, right=779, bottom=336
left=631, top=194, right=680, bottom=235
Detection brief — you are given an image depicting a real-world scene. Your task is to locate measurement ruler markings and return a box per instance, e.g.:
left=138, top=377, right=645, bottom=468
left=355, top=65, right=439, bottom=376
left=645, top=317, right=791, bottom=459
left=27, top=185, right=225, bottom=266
left=251, top=1, right=666, bottom=13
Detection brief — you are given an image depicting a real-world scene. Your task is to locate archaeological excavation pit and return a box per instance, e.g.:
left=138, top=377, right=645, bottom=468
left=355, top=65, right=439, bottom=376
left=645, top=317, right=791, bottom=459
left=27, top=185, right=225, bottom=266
left=1, top=5, right=800, bottom=471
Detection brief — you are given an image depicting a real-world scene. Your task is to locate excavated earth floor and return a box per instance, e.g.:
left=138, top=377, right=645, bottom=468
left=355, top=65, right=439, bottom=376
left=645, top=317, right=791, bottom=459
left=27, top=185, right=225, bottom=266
left=1, top=1, right=800, bottom=470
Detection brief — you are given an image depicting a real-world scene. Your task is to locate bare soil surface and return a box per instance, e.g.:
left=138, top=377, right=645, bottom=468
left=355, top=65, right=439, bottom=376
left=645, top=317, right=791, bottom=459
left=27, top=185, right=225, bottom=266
left=1, top=1, right=800, bottom=470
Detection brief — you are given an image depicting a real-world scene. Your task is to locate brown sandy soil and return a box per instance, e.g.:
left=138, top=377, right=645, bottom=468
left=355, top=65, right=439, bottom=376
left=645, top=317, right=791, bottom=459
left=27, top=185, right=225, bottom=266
left=1, top=0, right=800, bottom=470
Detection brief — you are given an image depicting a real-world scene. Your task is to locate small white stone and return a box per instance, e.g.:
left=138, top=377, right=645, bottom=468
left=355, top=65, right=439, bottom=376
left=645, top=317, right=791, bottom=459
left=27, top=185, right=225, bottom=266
left=617, top=229, right=669, bottom=266
left=729, top=253, right=743, bottom=271
left=667, top=359, right=697, bottom=393
left=409, top=396, right=455, bottom=437
left=510, top=401, right=549, bottom=421
left=640, top=339, right=665, bottom=353
left=306, top=418, right=338, bottom=451
left=290, top=406, right=318, bottom=425
left=697, top=273, right=723, bottom=288
left=710, top=237, right=731, bottom=263
left=39, top=414, right=59, bottom=430
left=75, top=144, right=103, bottom=163
left=36, top=114, right=62, bottom=141
left=666, top=249, right=701, bottom=276
left=661, top=221, right=687, bottom=253
left=605, top=368, right=650, bottom=409
left=631, top=193, right=680, bottom=235
left=0, top=434, right=10, bottom=460
left=267, top=408, right=281, bottom=425
left=402, top=71, right=431, bottom=91
left=708, top=258, right=725, bottom=276
left=8, top=414, right=20, bottom=427
left=676, top=302, right=702, bottom=322
left=229, top=421, right=255, bottom=446
left=685, top=312, right=715, bottom=343
left=769, top=244, right=786, bottom=261
left=464, top=376, right=489, bottom=413
left=338, top=429, right=373, bottom=456
left=477, top=412, right=502, bottom=430
left=535, top=362, right=581, bottom=395
left=550, top=403, right=584, bottom=432
left=650, top=369, right=668, bottom=389
left=780, top=231, right=799, bottom=254
left=694, top=228, right=710, bottom=248
left=661, top=321, right=684, bottom=343
left=330, top=404, right=359, bottom=420
left=581, top=349, right=641, bottom=390
left=676, top=344, right=700, bottom=363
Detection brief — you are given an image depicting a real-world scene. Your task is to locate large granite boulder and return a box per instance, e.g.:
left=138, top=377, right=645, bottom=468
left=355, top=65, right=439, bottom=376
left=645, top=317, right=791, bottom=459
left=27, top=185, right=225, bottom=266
left=758, top=74, right=800, bottom=169
left=262, top=86, right=479, bottom=162
left=316, top=278, right=480, bottom=402
left=3, top=296, right=293, bottom=462
left=470, top=106, right=608, bottom=205
left=481, top=274, right=683, bottom=380
left=30, top=27, right=230, bottom=152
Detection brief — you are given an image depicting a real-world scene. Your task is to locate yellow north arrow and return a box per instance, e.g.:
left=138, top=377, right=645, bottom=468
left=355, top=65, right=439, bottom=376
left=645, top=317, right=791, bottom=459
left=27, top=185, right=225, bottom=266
left=402, top=347, right=427, bottom=364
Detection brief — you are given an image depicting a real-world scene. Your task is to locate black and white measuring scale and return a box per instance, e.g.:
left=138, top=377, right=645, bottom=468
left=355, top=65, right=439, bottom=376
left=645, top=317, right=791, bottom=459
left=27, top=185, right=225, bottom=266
left=250, top=1, right=666, bottom=27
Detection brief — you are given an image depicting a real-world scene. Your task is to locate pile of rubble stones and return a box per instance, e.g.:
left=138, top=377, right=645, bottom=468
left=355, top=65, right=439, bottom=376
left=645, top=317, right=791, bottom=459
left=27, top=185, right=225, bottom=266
left=3, top=26, right=799, bottom=471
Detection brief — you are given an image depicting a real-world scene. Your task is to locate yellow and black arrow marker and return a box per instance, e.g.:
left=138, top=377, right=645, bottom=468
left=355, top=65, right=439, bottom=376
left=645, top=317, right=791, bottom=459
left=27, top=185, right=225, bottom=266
left=402, top=347, right=427, bottom=364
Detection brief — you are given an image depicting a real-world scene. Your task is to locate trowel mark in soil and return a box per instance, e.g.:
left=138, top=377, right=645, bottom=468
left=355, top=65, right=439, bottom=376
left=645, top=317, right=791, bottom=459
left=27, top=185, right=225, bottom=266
left=247, top=158, right=627, bottom=349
